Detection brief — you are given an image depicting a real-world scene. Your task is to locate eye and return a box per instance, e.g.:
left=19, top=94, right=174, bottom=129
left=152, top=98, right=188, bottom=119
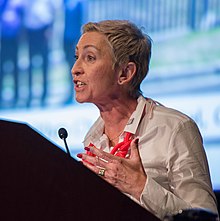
left=87, top=55, right=95, bottom=62
left=74, top=55, right=78, bottom=61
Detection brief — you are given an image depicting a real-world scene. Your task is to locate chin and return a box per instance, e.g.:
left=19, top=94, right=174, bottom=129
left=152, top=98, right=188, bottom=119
left=75, top=96, right=90, bottom=104
left=75, top=98, right=85, bottom=103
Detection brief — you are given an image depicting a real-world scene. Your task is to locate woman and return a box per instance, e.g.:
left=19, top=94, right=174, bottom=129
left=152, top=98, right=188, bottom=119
left=73, top=20, right=218, bottom=220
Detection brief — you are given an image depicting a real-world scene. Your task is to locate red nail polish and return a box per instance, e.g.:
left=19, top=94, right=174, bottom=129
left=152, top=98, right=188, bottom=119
left=84, top=147, right=90, bottom=151
left=77, top=153, right=82, bottom=158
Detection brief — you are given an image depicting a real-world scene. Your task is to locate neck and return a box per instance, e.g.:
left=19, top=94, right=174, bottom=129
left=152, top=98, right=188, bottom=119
left=96, top=96, right=137, bottom=141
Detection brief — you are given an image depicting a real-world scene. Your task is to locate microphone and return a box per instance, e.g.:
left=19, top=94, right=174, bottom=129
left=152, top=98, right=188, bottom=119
left=58, top=128, right=71, bottom=157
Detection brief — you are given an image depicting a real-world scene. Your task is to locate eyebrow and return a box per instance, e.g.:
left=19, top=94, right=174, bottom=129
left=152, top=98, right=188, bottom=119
left=76, top=44, right=101, bottom=52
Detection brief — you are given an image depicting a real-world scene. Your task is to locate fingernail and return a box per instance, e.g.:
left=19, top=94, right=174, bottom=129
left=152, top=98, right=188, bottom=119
left=84, top=147, right=90, bottom=151
left=77, top=153, right=82, bottom=158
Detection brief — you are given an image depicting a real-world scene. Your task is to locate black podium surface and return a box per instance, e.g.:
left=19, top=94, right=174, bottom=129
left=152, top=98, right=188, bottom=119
left=0, top=119, right=159, bottom=221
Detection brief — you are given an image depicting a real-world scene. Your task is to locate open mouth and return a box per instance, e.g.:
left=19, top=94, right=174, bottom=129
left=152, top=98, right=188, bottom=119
left=74, top=80, right=86, bottom=88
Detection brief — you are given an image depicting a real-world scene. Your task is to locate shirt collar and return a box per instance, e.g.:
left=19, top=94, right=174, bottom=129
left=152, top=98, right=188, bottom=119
left=83, top=95, right=146, bottom=146
left=124, top=95, right=146, bottom=134
left=83, top=117, right=104, bottom=146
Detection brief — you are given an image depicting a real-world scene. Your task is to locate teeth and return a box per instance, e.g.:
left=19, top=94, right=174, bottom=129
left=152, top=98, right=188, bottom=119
left=76, top=81, right=86, bottom=87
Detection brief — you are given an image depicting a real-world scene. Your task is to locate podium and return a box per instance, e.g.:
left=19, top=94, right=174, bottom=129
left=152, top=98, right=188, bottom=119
left=0, top=119, right=159, bottom=221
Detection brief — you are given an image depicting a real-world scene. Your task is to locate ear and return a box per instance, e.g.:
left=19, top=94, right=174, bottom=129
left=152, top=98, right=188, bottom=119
left=118, top=62, right=136, bottom=85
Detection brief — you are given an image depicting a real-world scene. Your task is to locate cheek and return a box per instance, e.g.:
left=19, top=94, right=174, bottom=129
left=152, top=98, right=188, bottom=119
left=86, top=60, right=116, bottom=92
left=96, top=65, right=115, bottom=84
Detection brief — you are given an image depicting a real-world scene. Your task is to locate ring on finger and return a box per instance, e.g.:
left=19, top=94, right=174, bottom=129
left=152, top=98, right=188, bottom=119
left=98, top=168, right=105, bottom=177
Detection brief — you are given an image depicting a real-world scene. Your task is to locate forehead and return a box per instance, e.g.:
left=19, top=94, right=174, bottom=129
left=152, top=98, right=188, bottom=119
left=76, top=31, right=111, bottom=54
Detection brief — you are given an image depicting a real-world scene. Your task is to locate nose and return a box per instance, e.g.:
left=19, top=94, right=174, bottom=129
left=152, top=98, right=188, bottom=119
left=71, top=59, right=83, bottom=77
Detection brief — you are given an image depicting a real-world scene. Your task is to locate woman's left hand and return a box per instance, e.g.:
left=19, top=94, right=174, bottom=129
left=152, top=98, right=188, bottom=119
left=77, top=138, right=147, bottom=201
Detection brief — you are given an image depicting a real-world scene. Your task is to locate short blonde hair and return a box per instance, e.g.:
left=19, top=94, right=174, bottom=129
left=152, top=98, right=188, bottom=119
left=82, top=20, right=152, bottom=98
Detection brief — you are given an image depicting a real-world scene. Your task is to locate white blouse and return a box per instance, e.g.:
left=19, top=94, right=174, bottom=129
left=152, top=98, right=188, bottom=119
left=83, top=95, right=218, bottom=220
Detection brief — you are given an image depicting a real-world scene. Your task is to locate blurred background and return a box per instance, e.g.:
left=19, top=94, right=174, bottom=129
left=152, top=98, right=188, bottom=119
left=0, top=0, right=220, bottom=190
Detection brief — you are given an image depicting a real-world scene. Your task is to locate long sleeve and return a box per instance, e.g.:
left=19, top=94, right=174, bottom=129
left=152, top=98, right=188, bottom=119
left=83, top=96, right=218, bottom=220
left=138, top=119, right=218, bottom=220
